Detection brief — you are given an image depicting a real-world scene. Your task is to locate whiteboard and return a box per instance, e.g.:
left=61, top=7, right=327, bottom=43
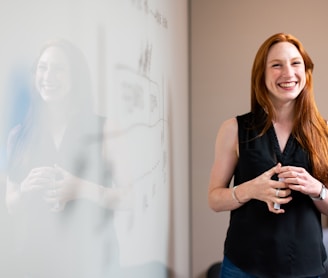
left=0, top=0, right=189, bottom=277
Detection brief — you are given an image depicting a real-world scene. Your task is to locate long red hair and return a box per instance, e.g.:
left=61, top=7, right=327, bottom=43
left=251, top=33, right=328, bottom=183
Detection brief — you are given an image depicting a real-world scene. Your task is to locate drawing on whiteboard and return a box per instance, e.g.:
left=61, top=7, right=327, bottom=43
left=98, top=0, right=171, bottom=267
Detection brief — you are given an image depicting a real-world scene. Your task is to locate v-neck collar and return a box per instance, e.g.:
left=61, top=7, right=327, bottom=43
left=268, top=125, right=294, bottom=163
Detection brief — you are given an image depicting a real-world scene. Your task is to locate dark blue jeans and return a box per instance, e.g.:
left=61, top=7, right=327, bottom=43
left=219, top=256, right=320, bottom=278
left=219, top=256, right=257, bottom=278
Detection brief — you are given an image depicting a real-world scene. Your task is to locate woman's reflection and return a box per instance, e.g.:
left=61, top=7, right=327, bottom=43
left=6, top=39, right=129, bottom=278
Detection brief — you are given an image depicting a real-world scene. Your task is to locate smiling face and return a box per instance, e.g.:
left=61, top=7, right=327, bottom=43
left=35, top=46, right=72, bottom=103
left=265, top=42, right=306, bottom=105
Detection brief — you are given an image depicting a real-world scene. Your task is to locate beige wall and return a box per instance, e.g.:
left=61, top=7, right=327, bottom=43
left=191, top=0, right=328, bottom=277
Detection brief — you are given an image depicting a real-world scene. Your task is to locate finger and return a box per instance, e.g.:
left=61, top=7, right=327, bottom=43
left=279, top=166, right=304, bottom=177
left=288, top=184, right=304, bottom=192
left=275, top=195, right=293, bottom=202
left=279, top=165, right=298, bottom=172
left=278, top=172, right=301, bottom=183
left=268, top=196, right=293, bottom=213
left=31, top=176, right=54, bottom=183
left=27, top=175, right=54, bottom=186
left=275, top=180, right=290, bottom=190
left=21, top=179, right=50, bottom=192
left=22, top=184, right=44, bottom=192
left=268, top=203, right=285, bottom=214
left=273, top=196, right=293, bottom=209
left=279, top=176, right=301, bottom=187
left=274, top=188, right=292, bottom=197
left=31, top=167, right=56, bottom=176
left=266, top=163, right=282, bottom=177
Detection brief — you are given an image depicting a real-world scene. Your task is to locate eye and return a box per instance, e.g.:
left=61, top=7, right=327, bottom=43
left=53, top=64, right=68, bottom=74
left=292, top=60, right=303, bottom=66
left=272, top=63, right=281, bottom=68
left=37, top=64, right=47, bottom=72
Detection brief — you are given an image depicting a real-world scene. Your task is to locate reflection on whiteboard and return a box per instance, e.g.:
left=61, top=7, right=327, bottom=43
left=0, top=0, right=173, bottom=277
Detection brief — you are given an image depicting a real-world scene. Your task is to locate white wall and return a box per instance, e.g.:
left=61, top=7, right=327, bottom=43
left=191, top=0, right=328, bottom=277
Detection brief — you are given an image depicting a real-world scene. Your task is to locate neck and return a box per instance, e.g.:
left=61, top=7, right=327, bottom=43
left=44, top=106, right=72, bottom=135
left=272, top=102, right=295, bottom=125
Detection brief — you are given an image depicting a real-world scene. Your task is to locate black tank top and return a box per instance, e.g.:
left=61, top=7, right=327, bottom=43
left=224, top=112, right=326, bottom=277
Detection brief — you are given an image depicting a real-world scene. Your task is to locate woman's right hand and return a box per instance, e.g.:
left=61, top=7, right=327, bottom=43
left=251, top=163, right=292, bottom=214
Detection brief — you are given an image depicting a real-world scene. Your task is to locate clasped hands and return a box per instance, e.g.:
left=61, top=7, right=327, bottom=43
left=20, top=165, right=78, bottom=212
left=254, top=163, right=322, bottom=214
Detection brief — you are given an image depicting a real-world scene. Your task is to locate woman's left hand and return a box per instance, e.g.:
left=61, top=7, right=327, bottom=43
left=277, top=166, right=322, bottom=198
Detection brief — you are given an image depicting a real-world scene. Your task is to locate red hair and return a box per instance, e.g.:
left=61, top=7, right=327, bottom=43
left=251, top=33, right=328, bottom=183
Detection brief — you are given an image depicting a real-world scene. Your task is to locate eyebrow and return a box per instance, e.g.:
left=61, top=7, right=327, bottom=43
left=37, top=60, right=67, bottom=68
left=267, top=57, right=303, bottom=64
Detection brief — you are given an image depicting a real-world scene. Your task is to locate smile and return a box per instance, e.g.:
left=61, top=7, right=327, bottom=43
left=279, top=82, right=297, bottom=88
left=42, top=84, right=59, bottom=91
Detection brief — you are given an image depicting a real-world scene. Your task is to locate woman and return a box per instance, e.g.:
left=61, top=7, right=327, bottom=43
left=208, top=33, right=328, bottom=277
left=6, top=39, right=124, bottom=278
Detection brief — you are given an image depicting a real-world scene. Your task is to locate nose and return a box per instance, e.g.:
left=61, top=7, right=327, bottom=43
left=45, top=70, right=54, bottom=80
left=281, top=64, right=294, bottom=77
left=43, top=67, right=57, bottom=82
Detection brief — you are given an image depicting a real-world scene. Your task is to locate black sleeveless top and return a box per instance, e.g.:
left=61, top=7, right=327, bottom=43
left=224, top=112, right=326, bottom=277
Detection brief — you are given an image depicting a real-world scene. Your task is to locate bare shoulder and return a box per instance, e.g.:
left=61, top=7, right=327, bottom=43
left=211, top=117, right=239, bottom=179
left=218, top=117, right=238, bottom=137
left=214, top=117, right=238, bottom=155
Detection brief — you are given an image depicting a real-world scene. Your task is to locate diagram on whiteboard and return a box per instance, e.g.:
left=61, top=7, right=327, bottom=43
left=99, top=0, right=171, bottom=266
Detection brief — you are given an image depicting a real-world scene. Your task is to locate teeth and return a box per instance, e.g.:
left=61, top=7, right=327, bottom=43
left=280, top=82, right=296, bottom=88
left=43, top=85, right=58, bottom=90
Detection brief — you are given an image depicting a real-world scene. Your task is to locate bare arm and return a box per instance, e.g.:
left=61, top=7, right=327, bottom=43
left=208, top=118, right=240, bottom=212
